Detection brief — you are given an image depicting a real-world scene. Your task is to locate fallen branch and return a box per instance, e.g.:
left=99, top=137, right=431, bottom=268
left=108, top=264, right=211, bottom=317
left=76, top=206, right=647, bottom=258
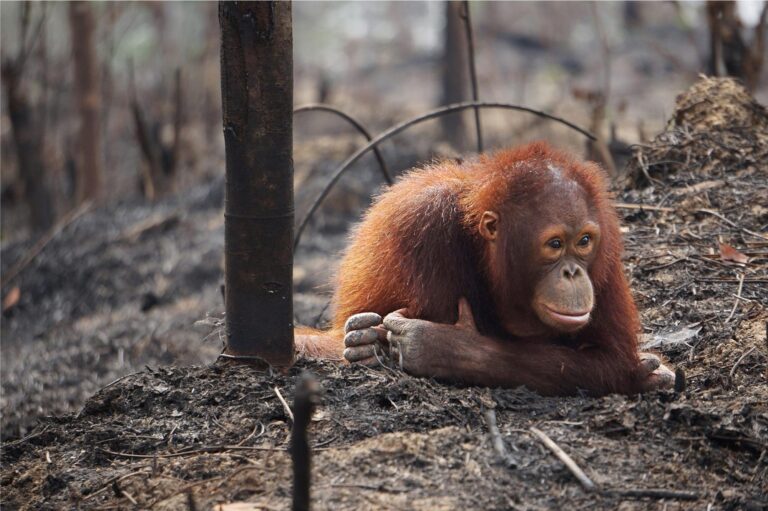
left=529, top=426, right=596, bottom=492
left=274, top=386, right=294, bottom=423
left=82, top=468, right=150, bottom=502
left=696, top=208, right=768, bottom=241
left=605, top=488, right=699, bottom=500
left=614, top=202, right=675, bottom=212
left=98, top=444, right=283, bottom=460
left=729, top=346, right=756, bottom=378
left=1, top=200, right=93, bottom=289
left=483, top=409, right=517, bottom=468
left=724, top=273, right=745, bottom=323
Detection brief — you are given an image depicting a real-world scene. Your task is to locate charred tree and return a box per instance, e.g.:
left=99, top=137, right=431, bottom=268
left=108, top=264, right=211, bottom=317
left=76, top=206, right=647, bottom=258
left=129, top=63, right=184, bottom=200
left=219, top=2, right=294, bottom=365
left=706, top=1, right=767, bottom=91
left=440, top=1, right=469, bottom=150
left=1, top=61, right=54, bottom=232
left=69, top=1, right=102, bottom=203
left=1, top=4, right=54, bottom=232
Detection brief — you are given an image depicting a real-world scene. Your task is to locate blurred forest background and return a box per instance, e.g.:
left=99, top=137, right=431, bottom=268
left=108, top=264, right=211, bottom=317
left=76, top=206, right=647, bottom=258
left=2, top=1, right=766, bottom=240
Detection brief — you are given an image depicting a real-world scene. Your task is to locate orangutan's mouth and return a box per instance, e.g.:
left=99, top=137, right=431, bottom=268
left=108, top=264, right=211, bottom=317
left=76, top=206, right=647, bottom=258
left=544, top=305, right=591, bottom=327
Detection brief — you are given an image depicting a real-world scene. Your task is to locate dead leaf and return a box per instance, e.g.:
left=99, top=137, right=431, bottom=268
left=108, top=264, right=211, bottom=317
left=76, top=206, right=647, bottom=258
left=640, top=326, right=701, bottom=352
left=2, top=286, right=20, bottom=312
left=719, top=243, right=749, bottom=264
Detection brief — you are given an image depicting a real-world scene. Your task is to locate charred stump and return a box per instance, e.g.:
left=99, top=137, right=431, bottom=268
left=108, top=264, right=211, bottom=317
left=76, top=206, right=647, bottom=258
left=219, top=1, right=294, bottom=365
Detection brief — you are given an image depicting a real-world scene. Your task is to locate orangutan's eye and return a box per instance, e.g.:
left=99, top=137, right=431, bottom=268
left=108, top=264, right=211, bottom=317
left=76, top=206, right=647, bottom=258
left=548, top=239, right=562, bottom=250
left=578, top=234, right=591, bottom=247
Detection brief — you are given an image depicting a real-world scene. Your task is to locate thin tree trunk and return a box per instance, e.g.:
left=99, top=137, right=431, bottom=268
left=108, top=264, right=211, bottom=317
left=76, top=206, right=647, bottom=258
left=69, top=1, right=102, bottom=203
left=440, top=1, right=469, bottom=150
left=219, top=1, right=294, bottom=365
left=169, top=67, right=183, bottom=183
left=1, top=62, right=54, bottom=232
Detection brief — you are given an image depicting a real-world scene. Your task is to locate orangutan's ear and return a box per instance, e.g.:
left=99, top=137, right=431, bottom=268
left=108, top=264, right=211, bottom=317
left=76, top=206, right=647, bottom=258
left=479, top=211, right=499, bottom=241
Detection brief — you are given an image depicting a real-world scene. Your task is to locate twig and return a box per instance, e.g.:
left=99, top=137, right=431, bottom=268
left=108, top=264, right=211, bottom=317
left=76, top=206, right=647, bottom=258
left=605, top=488, right=699, bottom=500
left=697, top=278, right=768, bottom=283
left=274, top=386, right=294, bottom=423
left=294, top=101, right=595, bottom=249
left=729, top=346, right=757, bottom=378
left=529, top=427, right=596, bottom=492
left=614, top=202, right=675, bottom=212
left=119, top=490, right=137, bottom=505
left=643, top=257, right=687, bottom=272
left=372, top=344, right=399, bottom=376
left=483, top=409, right=517, bottom=467
left=294, top=104, right=392, bottom=184
left=98, top=445, right=282, bottom=459
left=170, top=67, right=183, bottom=178
left=696, top=209, right=768, bottom=241
left=459, top=0, right=483, bottom=153
left=1, top=200, right=93, bottom=289
left=590, top=2, right=612, bottom=108
left=725, top=273, right=745, bottom=323
left=82, top=469, right=150, bottom=501
left=235, top=422, right=265, bottom=447
left=1, top=425, right=50, bottom=448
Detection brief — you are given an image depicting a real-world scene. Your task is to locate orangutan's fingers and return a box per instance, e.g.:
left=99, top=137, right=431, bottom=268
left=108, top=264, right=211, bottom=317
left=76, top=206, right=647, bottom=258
left=382, top=309, right=414, bottom=335
left=356, top=356, right=382, bottom=367
left=638, top=353, right=661, bottom=374
left=344, top=328, right=379, bottom=347
left=344, top=344, right=379, bottom=363
left=344, top=312, right=382, bottom=334
left=641, top=365, right=675, bottom=392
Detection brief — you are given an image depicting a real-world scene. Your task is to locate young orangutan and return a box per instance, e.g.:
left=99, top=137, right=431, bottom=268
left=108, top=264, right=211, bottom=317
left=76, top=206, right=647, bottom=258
left=296, top=142, right=674, bottom=396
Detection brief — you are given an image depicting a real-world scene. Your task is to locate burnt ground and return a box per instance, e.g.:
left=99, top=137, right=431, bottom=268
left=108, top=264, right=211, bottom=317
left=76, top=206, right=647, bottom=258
left=1, top=78, right=767, bottom=510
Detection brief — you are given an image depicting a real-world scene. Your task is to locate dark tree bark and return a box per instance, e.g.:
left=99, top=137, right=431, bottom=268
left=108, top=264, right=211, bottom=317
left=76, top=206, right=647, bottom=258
left=219, top=1, right=294, bottom=365
left=69, top=1, right=102, bottom=203
left=440, top=1, right=469, bottom=150
left=707, top=0, right=767, bottom=91
left=1, top=61, right=54, bottom=232
left=129, top=63, right=184, bottom=200
left=1, top=3, right=54, bottom=232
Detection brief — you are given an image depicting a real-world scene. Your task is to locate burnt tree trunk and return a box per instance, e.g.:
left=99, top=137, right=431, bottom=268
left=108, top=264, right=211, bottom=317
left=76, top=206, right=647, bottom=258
left=706, top=1, right=767, bottom=91
left=1, top=62, right=54, bottom=232
left=69, top=1, right=102, bottom=203
left=440, top=0, right=469, bottom=150
left=219, top=1, right=294, bottom=365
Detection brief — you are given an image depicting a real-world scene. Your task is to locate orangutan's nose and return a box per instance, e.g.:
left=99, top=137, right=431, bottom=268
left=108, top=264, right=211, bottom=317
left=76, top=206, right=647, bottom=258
left=562, top=263, right=582, bottom=279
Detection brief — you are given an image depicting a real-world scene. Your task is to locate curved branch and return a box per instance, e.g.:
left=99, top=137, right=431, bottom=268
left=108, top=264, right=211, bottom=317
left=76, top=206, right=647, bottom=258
left=294, top=101, right=595, bottom=250
left=294, top=104, right=392, bottom=184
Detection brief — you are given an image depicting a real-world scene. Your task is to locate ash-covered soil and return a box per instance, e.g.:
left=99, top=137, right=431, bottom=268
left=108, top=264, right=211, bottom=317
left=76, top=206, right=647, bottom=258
left=1, top=78, right=767, bottom=509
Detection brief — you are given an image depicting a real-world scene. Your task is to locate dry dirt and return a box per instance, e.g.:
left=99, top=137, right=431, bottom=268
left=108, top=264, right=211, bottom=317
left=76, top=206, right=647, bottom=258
left=1, top=78, right=766, bottom=510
